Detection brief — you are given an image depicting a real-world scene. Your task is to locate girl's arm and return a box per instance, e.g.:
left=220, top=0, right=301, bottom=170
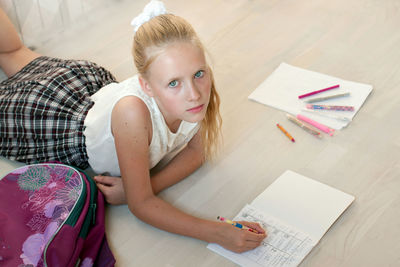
left=110, top=96, right=266, bottom=253
left=150, top=130, right=203, bottom=195
left=93, top=134, right=203, bottom=204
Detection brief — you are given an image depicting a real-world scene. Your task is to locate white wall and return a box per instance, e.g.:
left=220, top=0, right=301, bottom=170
left=0, top=0, right=115, bottom=81
left=0, top=0, right=109, bottom=48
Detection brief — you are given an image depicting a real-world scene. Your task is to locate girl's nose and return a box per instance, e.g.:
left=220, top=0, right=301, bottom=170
left=186, top=81, right=201, bottom=101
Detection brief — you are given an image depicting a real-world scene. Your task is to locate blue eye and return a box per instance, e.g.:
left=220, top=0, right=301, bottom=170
left=168, top=80, right=178, bottom=88
left=194, top=70, right=204, bottom=78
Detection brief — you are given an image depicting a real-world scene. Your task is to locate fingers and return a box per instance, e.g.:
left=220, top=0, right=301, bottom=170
left=94, top=176, right=127, bottom=205
left=235, top=222, right=267, bottom=252
left=224, top=224, right=267, bottom=253
left=231, top=236, right=263, bottom=253
left=95, top=182, right=113, bottom=199
left=95, top=181, right=108, bottom=192
left=242, top=222, right=267, bottom=236
left=93, top=175, right=119, bottom=186
left=243, top=229, right=266, bottom=245
left=216, top=221, right=267, bottom=253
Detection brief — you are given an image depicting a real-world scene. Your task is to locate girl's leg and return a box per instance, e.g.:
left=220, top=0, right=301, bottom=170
left=0, top=7, right=41, bottom=78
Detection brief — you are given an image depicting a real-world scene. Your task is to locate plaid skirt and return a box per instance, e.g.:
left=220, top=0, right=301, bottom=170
left=0, top=56, right=116, bottom=168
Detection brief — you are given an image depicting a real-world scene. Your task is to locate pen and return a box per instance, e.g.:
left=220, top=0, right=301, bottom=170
left=286, top=114, right=322, bottom=138
left=306, top=104, right=355, bottom=111
left=217, top=216, right=259, bottom=233
left=276, top=123, right=295, bottom=142
left=304, top=92, right=350, bottom=103
left=302, top=108, right=350, bottom=121
left=298, top=84, right=340, bottom=99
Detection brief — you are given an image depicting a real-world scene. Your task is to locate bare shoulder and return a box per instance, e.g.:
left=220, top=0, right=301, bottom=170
left=111, top=96, right=152, bottom=144
left=112, top=95, right=149, bottom=120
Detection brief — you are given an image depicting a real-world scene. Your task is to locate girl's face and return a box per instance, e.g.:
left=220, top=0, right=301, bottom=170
left=139, top=41, right=211, bottom=132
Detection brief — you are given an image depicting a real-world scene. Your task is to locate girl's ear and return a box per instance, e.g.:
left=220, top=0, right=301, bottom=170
left=139, top=75, right=154, bottom=97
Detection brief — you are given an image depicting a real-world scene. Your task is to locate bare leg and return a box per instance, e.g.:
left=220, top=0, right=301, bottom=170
left=0, top=7, right=41, bottom=78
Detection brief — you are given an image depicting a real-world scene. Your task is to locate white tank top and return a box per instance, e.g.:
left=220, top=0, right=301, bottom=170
left=83, top=75, right=200, bottom=176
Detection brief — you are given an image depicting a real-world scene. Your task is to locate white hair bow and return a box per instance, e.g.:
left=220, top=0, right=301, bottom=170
left=130, top=0, right=167, bottom=32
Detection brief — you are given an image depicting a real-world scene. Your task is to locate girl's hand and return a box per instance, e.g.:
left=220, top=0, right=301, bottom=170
left=215, top=221, right=267, bottom=253
left=94, top=175, right=126, bottom=205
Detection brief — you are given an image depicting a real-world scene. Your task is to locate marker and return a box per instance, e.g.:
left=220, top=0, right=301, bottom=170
left=217, top=216, right=259, bottom=233
left=276, top=123, right=295, bottom=142
left=286, top=114, right=322, bottom=138
left=304, top=92, right=350, bottom=103
left=297, top=114, right=335, bottom=136
left=298, top=84, right=340, bottom=99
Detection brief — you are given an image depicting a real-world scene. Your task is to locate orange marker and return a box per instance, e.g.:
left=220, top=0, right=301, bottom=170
left=276, top=123, right=295, bottom=142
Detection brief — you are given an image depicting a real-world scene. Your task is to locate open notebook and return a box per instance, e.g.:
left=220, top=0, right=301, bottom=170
left=207, top=170, right=355, bottom=267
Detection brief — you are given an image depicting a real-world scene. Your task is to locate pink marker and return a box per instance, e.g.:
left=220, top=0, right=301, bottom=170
left=298, top=84, right=340, bottom=99
left=296, top=114, right=334, bottom=136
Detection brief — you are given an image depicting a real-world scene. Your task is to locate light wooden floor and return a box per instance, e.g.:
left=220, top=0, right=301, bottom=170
left=1, top=0, right=400, bottom=266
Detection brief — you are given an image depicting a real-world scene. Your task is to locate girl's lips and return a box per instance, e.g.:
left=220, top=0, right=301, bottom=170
left=187, top=104, right=204, bottom=113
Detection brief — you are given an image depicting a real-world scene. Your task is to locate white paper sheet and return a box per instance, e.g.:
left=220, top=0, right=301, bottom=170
left=248, top=63, right=373, bottom=129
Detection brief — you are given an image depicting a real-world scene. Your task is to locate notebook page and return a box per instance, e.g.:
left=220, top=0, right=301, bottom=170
left=251, top=170, right=355, bottom=240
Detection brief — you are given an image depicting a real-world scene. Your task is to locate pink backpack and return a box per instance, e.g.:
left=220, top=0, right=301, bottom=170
left=0, top=163, right=115, bottom=266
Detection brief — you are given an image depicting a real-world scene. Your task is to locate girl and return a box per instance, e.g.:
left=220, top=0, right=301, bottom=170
left=0, top=1, right=266, bottom=253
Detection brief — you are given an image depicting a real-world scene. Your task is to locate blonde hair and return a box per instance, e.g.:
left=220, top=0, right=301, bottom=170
left=133, top=14, right=222, bottom=160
